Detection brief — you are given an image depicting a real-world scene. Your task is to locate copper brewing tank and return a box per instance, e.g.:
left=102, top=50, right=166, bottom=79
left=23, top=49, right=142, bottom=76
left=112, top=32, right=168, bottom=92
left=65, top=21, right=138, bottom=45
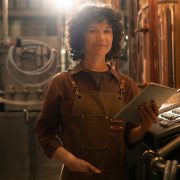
left=128, top=0, right=179, bottom=88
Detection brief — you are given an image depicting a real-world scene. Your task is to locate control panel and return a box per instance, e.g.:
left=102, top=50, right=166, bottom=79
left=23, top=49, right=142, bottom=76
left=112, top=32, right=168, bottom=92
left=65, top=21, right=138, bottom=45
left=158, top=107, right=180, bottom=128
left=143, top=104, right=180, bottom=151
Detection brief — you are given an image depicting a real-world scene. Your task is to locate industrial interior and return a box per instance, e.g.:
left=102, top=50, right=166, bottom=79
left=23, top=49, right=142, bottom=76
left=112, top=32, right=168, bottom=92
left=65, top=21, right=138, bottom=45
left=0, top=0, right=179, bottom=180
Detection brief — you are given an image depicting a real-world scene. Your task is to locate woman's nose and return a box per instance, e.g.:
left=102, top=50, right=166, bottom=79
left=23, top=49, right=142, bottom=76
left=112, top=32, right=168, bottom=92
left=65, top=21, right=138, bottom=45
left=96, top=32, right=105, bottom=41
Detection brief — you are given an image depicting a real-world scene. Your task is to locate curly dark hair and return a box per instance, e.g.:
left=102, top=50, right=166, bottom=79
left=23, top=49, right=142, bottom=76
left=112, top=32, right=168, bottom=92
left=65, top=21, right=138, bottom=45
left=65, top=4, right=124, bottom=61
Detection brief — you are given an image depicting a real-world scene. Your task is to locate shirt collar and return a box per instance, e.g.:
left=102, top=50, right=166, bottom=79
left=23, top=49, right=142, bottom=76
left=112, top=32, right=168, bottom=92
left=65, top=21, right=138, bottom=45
left=69, top=61, right=121, bottom=82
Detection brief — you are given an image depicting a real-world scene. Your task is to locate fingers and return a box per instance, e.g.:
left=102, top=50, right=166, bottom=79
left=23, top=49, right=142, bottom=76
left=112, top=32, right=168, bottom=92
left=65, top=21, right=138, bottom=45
left=88, top=164, right=101, bottom=174
left=138, top=105, right=150, bottom=120
left=139, top=101, right=158, bottom=120
left=138, top=107, right=153, bottom=131
left=69, top=158, right=101, bottom=174
left=151, top=100, right=159, bottom=115
left=143, top=102, right=156, bottom=118
left=138, top=101, right=159, bottom=131
left=79, top=159, right=101, bottom=174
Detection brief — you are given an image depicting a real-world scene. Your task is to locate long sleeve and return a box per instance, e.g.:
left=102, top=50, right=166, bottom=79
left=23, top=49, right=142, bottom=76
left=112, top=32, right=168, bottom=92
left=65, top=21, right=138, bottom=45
left=36, top=76, right=63, bottom=158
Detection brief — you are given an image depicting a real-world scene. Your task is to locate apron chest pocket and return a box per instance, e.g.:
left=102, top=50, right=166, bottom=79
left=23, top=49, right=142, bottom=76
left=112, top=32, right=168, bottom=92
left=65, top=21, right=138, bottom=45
left=80, top=115, right=109, bottom=149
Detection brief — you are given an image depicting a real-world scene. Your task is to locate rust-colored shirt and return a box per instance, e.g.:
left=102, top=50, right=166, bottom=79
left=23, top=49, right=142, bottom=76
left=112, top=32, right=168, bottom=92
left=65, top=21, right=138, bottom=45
left=36, top=62, right=140, bottom=158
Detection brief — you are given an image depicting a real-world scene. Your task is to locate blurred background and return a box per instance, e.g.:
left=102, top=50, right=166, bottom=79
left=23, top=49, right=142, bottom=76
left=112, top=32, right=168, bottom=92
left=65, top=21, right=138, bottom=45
left=0, top=0, right=180, bottom=180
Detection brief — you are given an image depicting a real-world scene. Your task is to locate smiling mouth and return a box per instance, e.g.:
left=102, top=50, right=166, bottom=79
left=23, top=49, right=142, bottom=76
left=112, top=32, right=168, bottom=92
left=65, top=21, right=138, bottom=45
left=94, top=44, right=107, bottom=47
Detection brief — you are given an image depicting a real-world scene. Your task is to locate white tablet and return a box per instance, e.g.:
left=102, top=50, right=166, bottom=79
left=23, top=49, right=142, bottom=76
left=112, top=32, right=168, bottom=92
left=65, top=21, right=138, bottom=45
left=114, top=83, right=177, bottom=124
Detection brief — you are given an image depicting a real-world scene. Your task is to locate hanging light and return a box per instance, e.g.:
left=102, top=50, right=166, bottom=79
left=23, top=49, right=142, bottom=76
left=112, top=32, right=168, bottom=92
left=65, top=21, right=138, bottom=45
left=53, top=0, right=77, bottom=12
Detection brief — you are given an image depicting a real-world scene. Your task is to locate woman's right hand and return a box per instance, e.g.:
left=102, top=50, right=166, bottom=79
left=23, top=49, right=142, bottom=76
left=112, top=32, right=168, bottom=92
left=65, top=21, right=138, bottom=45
left=52, top=146, right=101, bottom=174
left=65, top=155, right=101, bottom=174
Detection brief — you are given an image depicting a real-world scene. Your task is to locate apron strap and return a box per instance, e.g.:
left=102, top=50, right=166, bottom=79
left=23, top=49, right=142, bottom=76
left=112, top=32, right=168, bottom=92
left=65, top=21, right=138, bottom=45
left=119, top=79, right=128, bottom=99
left=67, top=70, right=82, bottom=98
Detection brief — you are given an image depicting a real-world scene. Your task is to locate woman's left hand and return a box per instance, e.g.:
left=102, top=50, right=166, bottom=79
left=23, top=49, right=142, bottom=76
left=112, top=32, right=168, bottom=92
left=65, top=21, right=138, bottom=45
left=138, top=100, right=159, bottom=131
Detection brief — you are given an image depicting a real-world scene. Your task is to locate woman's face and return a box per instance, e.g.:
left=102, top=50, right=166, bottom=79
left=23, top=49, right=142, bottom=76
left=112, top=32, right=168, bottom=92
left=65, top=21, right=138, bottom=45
left=84, top=20, right=113, bottom=59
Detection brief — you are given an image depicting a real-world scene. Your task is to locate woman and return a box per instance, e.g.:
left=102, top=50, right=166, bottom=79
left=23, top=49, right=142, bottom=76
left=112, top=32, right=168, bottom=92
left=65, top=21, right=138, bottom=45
left=36, top=4, right=159, bottom=180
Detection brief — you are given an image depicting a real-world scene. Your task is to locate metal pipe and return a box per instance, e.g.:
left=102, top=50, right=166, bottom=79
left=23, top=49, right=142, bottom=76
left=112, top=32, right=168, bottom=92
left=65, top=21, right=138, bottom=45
left=2, top=0, right=9, bottom=41
left=157, top=135, right=180, bottom=158
left=142, top=146, right=180, bottom=177
left=163, top=160, right=172, bottom=180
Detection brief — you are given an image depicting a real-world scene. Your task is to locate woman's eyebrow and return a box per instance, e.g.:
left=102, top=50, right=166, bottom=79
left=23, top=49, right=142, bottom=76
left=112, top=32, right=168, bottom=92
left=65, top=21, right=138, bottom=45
left=88, top=25, right=112, bottom=29
left=88, top=26, right=97, bottom=29
left=105, top=24, right=112, bottom=27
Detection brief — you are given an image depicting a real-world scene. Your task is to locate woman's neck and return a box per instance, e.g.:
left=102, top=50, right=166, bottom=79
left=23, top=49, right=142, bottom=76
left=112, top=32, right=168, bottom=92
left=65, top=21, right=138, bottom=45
left=83, top=56, right=109, bottom=72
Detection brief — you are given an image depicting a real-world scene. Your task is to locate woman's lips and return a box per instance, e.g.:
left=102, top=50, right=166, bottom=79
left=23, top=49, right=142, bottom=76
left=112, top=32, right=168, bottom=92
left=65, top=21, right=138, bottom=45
left=94, top=44, right=107, bottom=47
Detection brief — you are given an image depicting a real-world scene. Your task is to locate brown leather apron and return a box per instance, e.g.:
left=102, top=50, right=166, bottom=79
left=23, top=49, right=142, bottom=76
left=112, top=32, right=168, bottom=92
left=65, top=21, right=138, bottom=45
left=60, top=77, right=128, bottom=180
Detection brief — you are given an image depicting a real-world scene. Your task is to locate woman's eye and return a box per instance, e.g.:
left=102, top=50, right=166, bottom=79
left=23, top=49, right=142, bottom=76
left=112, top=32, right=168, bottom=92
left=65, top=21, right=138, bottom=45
left=89, top=29, right=97, bottom=33
left=104, top=29, right=112, bottom=33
